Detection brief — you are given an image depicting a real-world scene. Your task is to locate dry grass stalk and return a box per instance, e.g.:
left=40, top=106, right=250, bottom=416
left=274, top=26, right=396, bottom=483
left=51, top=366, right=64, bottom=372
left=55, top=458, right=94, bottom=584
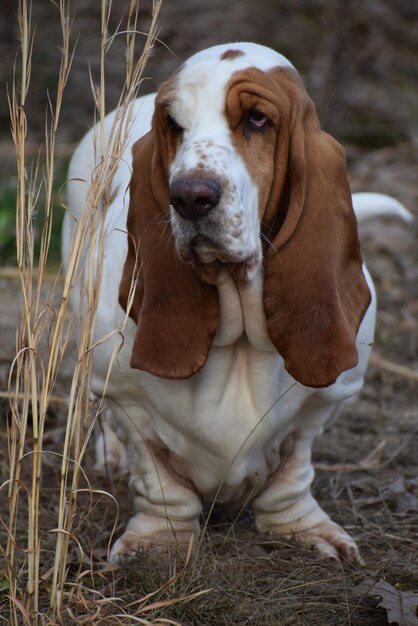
left=370, top=351, right=418, bottom=382
left=3, top=0, right=163, bottom=623
left=314, top=439, right=386, bottom=473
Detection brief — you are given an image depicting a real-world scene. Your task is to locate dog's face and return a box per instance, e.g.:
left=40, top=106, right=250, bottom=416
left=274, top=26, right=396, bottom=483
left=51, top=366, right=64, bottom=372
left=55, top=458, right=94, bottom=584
left=154, top=45, right=295, bottom=282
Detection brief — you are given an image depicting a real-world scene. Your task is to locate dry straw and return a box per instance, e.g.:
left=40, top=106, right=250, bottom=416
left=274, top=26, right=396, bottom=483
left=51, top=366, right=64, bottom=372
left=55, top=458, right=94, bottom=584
left=0, top=1, right=192, bottom=623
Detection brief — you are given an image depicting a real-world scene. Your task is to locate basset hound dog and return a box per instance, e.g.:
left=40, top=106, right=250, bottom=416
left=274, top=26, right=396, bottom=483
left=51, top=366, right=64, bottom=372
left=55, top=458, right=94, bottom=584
left=63, top=42, right=410, bottom=563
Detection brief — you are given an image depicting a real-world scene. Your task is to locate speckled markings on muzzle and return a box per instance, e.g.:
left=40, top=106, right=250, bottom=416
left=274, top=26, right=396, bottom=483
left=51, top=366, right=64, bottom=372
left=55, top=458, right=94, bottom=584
left=167, top=59, right=261, bottom=266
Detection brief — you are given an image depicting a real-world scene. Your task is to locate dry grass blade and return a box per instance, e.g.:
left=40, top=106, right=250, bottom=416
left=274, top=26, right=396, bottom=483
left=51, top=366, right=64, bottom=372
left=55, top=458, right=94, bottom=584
left=137, top=589, right=213, bottom=615
left=370, top=351, right=418, bottom=382
left=0, top=390, right=66, bottom=404
left=314, top=440, right=386, bottom=473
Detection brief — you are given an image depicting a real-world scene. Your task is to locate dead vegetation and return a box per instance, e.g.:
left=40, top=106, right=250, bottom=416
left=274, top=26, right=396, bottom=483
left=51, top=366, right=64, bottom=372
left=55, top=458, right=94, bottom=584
left=0, top=1, right=417, bottom=624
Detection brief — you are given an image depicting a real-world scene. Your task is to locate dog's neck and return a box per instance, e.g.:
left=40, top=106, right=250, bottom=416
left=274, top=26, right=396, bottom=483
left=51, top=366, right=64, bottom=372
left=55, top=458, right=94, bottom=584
left=212, top=265, right=274, bottom=353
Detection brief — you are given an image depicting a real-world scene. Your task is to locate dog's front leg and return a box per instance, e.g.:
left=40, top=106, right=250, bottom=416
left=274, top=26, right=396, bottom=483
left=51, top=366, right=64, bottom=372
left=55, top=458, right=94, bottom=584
left=252, top=401, right=362, bottom=563
left=108, top=411, right=202, bottom=562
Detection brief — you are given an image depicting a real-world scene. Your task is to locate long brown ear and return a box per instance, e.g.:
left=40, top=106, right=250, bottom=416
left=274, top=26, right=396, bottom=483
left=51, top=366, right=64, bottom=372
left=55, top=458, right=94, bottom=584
left=263, top=69, right=371, bottom=388
left=119, top=117, right=219, bottom=379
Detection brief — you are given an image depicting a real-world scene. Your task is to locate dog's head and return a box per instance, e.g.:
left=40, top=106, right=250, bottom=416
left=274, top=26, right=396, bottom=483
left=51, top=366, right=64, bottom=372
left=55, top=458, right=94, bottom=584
left=119, top=43, right=371, bottom=387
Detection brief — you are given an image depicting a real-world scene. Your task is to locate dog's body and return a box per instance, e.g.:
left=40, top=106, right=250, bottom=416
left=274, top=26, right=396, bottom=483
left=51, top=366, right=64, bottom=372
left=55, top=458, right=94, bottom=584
left=63, top=43, right=409, bottom=562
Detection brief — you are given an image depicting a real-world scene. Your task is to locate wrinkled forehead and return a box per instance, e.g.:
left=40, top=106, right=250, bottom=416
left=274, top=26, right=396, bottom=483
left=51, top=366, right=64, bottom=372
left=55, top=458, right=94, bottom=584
left=168, top=43, right=294, bottom=124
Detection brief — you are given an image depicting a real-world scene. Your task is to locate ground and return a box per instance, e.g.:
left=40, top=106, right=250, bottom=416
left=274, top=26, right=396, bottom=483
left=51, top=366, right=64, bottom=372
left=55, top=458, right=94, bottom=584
left=0, top=1, right=417, bottom=624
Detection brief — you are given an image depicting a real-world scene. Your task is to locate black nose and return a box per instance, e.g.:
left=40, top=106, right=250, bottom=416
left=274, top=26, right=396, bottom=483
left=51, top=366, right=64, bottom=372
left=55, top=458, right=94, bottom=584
left=169, top=177, right=221, bottom=220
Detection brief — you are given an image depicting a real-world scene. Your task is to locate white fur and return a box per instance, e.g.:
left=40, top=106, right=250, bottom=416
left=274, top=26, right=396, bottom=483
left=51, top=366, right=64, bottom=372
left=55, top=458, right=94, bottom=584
left=63, top=43, right=407, bottom=563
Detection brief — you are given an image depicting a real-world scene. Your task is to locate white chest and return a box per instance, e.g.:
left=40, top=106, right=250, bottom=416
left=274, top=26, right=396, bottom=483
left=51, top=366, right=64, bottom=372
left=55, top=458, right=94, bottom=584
left=94, top=267, right=314, bottom=500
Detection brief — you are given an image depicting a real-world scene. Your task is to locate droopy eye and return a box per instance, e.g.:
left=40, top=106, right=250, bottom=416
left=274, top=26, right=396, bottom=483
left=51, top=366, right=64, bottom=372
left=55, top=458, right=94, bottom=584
left=247, top=110, right=270, bottom=130
left=167, top=114, right=184, bottom=134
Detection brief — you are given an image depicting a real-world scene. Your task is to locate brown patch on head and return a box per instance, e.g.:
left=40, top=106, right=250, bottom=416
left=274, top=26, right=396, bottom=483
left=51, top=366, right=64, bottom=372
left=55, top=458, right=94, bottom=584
left=224, top=64, right=371, bottom=388
left=225, top=67, right=286, bottom=220
left=220, top=49, right=245, bottom=61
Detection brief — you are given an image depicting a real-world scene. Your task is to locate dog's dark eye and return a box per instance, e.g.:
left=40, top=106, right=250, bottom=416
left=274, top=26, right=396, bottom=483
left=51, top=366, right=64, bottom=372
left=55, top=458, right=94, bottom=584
left=167, top=114, right=184, bottom=134
left=246, top=110, right=270, bottom=131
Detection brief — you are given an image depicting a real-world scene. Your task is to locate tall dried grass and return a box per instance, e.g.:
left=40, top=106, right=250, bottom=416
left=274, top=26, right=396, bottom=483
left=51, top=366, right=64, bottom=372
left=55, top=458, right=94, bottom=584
left=0, top=1, right=206, bottom=623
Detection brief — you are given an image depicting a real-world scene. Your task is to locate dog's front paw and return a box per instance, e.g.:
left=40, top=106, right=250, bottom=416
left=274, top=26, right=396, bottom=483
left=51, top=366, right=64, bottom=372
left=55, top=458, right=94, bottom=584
left=293, top=519, right=363, bottom=563
left=255, top=493, right=362, bottom=564
left=109, top=514, right=199, bottom=563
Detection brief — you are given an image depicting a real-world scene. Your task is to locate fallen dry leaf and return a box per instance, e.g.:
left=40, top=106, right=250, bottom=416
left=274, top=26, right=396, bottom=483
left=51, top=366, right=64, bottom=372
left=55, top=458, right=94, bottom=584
left=355, top=578, right=418, bottom=626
